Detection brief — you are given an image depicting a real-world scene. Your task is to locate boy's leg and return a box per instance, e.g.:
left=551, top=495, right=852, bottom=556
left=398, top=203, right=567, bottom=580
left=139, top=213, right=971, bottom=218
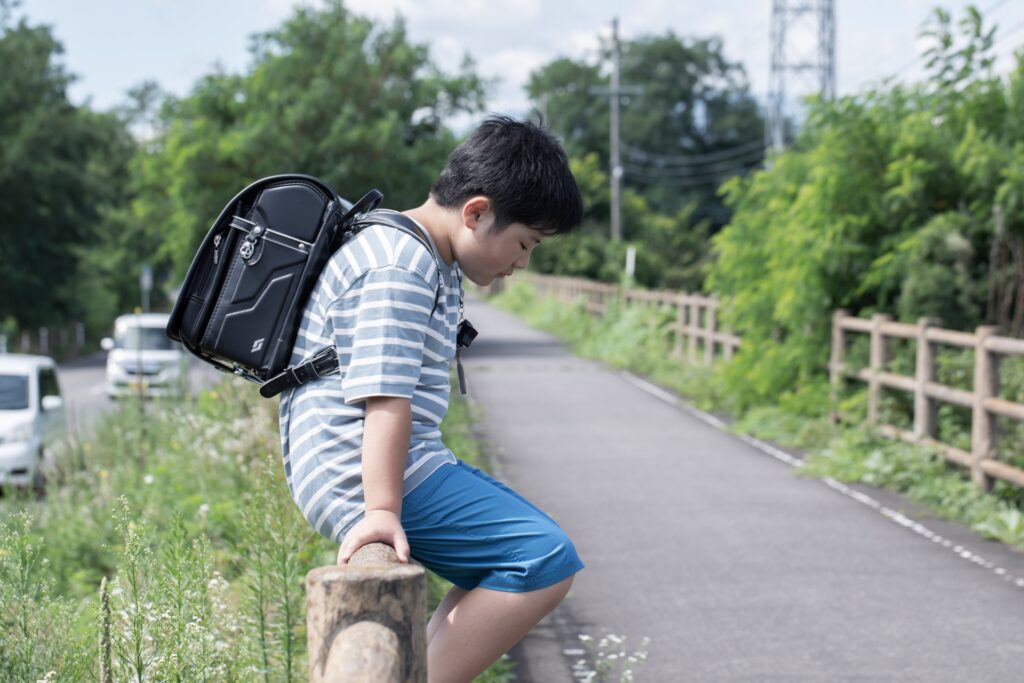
left=427, top=585, right=467, bottom=644
left=426, top=575, right=574, bottom=683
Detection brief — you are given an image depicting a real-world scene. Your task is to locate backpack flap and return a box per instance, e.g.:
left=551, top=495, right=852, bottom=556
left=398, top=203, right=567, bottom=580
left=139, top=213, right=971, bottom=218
left=199, top=179, right=336, bottom=378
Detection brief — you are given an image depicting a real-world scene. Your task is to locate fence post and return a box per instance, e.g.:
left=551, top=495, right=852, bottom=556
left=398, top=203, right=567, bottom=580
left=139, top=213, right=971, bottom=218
left=867, top=313, right=892, bottom=424
left=20, top=331, right=30, bottom=352
left=913, top=318, right=939, bottom=441
left=672, top=296, right=686, bottom=358
left=971, top=325, right=1000, bottom=492
left=704, top=302, right=717, bottom=366
left=687, top=301, right=700, bottom=364
left=829, top=309, right=848, bottom=423
left=306, top=543, right=426, bottom=683
left=39, top=327, right=49, bottom=355
left=0, top=335, right=5, bottom=354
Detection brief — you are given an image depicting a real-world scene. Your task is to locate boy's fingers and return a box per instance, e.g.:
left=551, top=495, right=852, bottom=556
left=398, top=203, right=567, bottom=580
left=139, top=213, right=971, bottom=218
left=395, top=534, right=410, bottom=563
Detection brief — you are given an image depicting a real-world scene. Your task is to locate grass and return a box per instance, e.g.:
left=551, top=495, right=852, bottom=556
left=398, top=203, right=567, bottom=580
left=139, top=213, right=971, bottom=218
left=488, top=280, right=1024, bottom=552
left=0, top=378, right=513, bottom=682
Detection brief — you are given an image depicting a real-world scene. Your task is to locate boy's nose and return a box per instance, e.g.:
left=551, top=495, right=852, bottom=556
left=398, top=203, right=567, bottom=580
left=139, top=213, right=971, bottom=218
left=515, top=252, right=531, bottom=269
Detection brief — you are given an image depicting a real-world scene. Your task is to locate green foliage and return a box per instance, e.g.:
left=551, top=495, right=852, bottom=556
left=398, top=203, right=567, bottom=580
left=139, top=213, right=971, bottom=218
left=491, top=281, right=1024, bottom=557
left=143, top=0, right=486, bottom=281
left=799, top=426, right=1024, bottom=550
left=531, top=154, right=713, bottom=291
left=528, top=31, right=762, bottom=218
left=973, top=507, right=1024, bottom=546
left=0, top=2, right=135, bottom=335
left=3, top=0, right=486, bottom=339
left=0, top=378, right=509, bottom=681
left=707, top=6, right=1024, bottom=407
left=0, top=512, right=92, bottom=682
left=527, top=30, right=761, bottom=293
left=492, top=281, right=732, bottom=414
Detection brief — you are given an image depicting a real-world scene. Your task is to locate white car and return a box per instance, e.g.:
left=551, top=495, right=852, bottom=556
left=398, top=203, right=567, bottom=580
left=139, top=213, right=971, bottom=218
left=0, top=354, right=65, bottom=493
left=102, top=313, right=186, bottom=398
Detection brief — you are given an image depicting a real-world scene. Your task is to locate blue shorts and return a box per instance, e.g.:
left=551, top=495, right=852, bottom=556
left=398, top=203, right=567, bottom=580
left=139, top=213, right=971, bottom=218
left=401, top=460, right=584, bottom=593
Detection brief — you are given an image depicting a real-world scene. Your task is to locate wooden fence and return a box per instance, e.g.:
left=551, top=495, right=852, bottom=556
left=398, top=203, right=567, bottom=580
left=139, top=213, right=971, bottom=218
left=509, top=273, right=1024, bottom=493
left=522, top=273, right=741, bottom=364
left=829, top=311, right=1024, bottom=491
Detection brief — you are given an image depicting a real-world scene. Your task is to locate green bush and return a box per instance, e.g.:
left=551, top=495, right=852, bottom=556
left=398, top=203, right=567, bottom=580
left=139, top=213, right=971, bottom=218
left=0, top=379, right=511, bottom=681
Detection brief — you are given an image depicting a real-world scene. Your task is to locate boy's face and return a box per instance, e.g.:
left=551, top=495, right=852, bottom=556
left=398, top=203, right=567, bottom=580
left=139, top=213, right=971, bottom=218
left=455, top=200, right=546, bottom=286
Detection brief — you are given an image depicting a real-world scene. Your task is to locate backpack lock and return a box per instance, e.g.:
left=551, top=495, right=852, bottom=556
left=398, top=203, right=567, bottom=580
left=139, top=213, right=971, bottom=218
left=239, top=224, right=265, bottom=264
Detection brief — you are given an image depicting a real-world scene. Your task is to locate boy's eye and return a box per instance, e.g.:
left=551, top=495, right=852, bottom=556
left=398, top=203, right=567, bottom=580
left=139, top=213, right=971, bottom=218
left=519, top=243, right=528, bottom=251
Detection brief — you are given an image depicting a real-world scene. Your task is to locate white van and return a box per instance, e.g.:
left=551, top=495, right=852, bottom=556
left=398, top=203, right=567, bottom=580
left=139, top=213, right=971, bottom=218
left=0, top=354, right=65, bottom=493
left=102, top=313, right=186, bottom=398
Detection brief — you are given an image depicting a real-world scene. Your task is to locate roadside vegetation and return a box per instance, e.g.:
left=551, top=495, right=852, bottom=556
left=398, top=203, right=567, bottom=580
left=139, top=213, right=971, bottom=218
left=0, top=381, right=511, bottom=682
left=490, top=281, right=1024, bottom=551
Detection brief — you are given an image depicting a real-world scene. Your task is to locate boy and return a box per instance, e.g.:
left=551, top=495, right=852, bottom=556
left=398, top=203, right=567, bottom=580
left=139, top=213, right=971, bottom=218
left=278, top=115, right=584, bottom=682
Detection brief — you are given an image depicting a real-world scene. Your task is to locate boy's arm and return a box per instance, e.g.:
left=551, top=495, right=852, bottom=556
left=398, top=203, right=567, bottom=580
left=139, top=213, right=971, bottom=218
left=336, top=395, right=412, bottom=564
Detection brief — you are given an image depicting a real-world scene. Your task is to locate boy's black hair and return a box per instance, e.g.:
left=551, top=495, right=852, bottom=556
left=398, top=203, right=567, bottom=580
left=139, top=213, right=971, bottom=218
left=430, top=115, right=584, bottom=235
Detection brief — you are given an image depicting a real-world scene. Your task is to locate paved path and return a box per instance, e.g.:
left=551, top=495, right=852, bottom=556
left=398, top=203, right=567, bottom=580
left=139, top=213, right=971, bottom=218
left=461, top=297, right=1024, bottom=682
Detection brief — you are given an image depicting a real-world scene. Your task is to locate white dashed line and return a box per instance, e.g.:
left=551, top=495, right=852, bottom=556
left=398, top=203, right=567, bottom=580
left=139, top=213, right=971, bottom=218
left=620, top=371, right=1024, bottom=593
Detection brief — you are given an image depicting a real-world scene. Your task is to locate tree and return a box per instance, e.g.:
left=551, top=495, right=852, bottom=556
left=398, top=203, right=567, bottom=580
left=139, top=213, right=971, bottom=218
left=0, top=0, right=131, bottom=330
left=138, top=0, right=487, bottom=281
left=707, top=6, right=1024, bottom=409
left=528, top=32, right=764, bottom=222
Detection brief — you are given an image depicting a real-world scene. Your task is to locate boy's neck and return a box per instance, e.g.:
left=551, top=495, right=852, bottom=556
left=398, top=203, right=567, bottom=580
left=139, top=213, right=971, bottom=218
left=403, top=198, right=457, bottom=267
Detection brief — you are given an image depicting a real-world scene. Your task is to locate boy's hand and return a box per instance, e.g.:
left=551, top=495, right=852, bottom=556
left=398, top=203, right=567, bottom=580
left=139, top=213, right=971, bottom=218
left=337, top=509, right=410, bottom=564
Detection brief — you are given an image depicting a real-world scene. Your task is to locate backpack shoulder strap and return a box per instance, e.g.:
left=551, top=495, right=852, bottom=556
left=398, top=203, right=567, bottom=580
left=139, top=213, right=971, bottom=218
left=258, top=210, right=446, bottom=399
left=352, top=209, right=445, bottom=315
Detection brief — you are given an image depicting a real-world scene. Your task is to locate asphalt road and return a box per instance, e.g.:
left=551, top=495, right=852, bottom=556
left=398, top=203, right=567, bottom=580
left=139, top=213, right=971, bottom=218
left=461, top=297, right=1024, bottom=683
left=56, top=351, right=221, bottom=439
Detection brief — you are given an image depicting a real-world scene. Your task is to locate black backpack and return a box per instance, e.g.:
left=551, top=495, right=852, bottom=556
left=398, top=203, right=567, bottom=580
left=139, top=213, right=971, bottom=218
left=166, top=174, right=449, bottom=398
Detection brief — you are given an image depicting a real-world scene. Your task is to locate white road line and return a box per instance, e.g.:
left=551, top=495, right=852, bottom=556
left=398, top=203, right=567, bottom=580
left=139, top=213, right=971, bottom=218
left=621, top=371, right=1024, bottom=592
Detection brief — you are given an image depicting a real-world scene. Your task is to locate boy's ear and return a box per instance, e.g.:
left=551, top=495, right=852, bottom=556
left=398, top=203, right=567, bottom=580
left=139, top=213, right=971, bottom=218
left=460, top=196, right=492, bottom=231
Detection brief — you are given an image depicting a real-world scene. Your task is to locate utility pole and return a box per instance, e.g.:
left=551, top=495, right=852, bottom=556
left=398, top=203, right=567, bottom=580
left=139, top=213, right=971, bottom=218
left=609, top=17, right=623, bottom=242
left=589, top=18, right=643, bottom=241
left=767, top=0, right=836, bottom=151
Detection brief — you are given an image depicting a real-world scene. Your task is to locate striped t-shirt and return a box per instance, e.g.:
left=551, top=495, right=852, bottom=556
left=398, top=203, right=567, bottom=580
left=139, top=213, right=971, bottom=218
left=278, top=215, right=461, bottom=543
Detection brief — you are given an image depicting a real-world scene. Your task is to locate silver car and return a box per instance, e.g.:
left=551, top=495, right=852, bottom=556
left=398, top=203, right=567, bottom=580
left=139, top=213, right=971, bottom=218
left=102, top=313, right=186, bottom=398
left=0, top=354, right=65, bottom=493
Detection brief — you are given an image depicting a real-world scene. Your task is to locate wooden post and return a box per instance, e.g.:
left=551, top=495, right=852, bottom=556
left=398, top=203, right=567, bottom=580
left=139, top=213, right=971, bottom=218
left=687, top=301, right=699, bottom=364
left=867, top=313, right=892, bottom=424
left=306, top=544, right=427, bottom=683
left=913, top=318, right=939, bottom=441
left=704, top=303, right=717, bottom=366
left=672, top=296, right=686, bottom=358
left=971, top=326, right=1000, bottom=492
left=829, top=309, right=848, bottom=424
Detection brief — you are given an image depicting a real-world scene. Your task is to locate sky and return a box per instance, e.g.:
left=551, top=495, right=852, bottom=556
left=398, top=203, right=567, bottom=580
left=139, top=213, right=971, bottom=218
left=14, top=0, right=1024, bottom=125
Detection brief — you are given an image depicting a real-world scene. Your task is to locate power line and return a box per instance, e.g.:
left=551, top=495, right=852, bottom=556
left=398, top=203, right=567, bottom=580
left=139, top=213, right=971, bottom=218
left=623, top=148, right=766, bottom=175
left=888, top=0, right=1020, bottom=82
left=861, top=0, right=1011, bottom=78
left=622, top=160, right=759, bottom=184
left=994, top=15, right=1024, bottom=46
left=622, top=139, right=766, bottom=166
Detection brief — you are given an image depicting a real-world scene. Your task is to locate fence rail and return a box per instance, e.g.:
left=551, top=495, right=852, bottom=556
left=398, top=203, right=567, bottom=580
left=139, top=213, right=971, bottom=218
left=507, top=273, right=1024, bottom=493
left=523, top=273, right=740, bottom=364
left=829, top=311, right=1024, bottom=490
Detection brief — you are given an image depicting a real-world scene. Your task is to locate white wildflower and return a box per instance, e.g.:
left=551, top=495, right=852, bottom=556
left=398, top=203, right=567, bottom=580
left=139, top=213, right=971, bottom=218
left=143, top=474, right=154, bottom=485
